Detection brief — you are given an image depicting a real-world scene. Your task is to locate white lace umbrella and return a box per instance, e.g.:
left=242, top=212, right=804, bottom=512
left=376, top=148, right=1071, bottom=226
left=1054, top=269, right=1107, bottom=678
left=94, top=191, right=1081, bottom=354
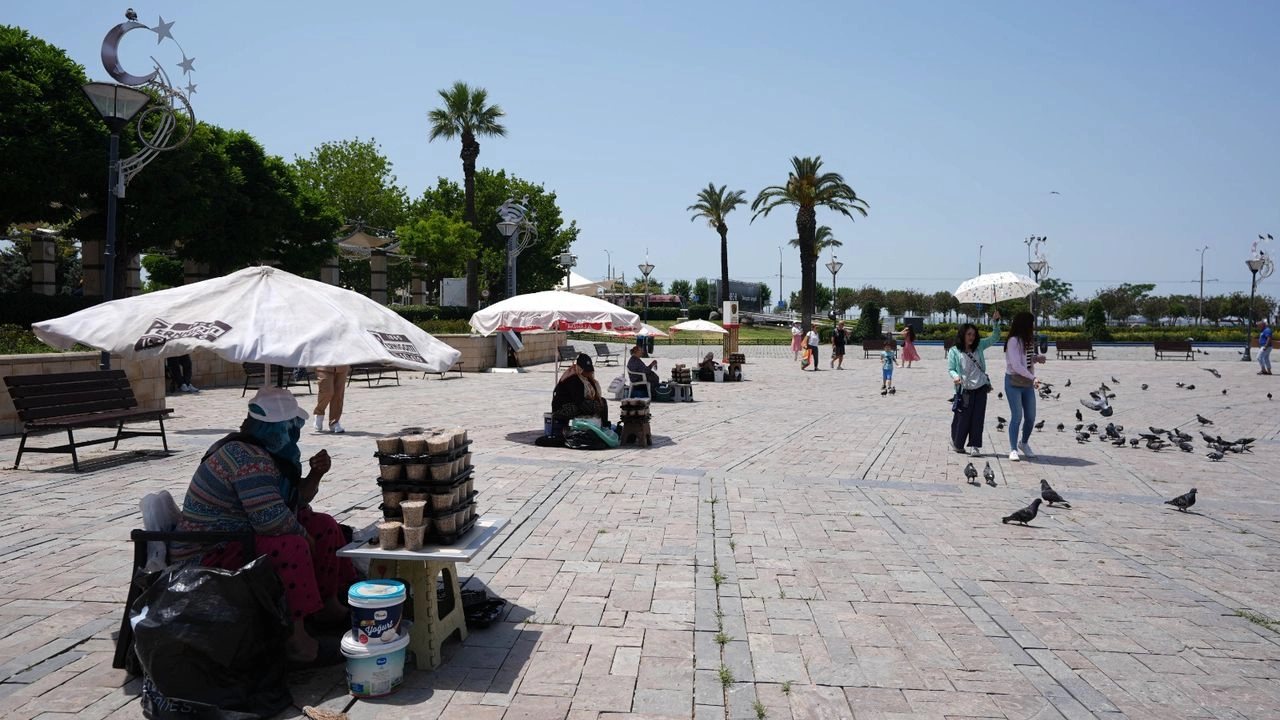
left=468, top=290, right=639, bottom=336
left=33, top=266, right=462, bottom=372
left=954, top=272, right=1039, bottom=305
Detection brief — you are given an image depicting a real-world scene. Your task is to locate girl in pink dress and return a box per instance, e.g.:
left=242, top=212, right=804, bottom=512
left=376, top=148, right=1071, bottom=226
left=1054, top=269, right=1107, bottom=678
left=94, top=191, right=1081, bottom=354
left=899, top=325, right=921, bottom=368
left=789, top=322, right=803, bottom=361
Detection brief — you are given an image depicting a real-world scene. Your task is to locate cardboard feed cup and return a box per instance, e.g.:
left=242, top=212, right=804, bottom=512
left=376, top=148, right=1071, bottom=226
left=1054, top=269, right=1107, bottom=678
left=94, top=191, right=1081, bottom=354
left=451, top=428, right=468, bottom=448
left=430, top=492, right=454, bottom=511
left=379, top=464, right=402, bottom=481
left=430, top=463, right=452, bottom=481
left=401, top=434, right=428, bottom=456
left=377, top=521, right=402, bottom=549
left=407, top=492, right=428, bottom=502
left=403, top=523, right=427, bottom=551
left=375, top=436, right=403, bottom=455
left=405, top=463, right=428, bottom=481
left=400, top=500, right=426, bottom=526
left=426, top=434, right=450, bottom=455
left=382, top=490, right=405, bottom=510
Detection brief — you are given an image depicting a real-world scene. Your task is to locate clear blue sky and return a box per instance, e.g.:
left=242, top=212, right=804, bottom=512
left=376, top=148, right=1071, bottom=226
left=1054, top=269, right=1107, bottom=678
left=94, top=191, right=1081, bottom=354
left=12, top=1, right=1280, bottom=301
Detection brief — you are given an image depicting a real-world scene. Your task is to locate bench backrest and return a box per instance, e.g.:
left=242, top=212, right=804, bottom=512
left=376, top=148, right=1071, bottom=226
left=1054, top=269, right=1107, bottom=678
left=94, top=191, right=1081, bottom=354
left=1057, top=339, right=1093, bottom=349
left=594, top=343, right=615, bottom=354
left=5, top=369, right=138, bottom=421
left=864, top=339, right=896, bottom=350
left=558, top=346, right=578, bottom=361
left=1154, top=340, right=1192, bottom=349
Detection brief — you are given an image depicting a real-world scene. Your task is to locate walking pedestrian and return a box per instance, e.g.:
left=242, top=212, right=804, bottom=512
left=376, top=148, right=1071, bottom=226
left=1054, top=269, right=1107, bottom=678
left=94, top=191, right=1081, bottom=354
left=313, top=365, right=351, bottom=433
left=947, top=310, right=1001, bottom=456
left=898, top=325, right=921, bottom=368
left=790, top=322, right=803, bottom=362
left=1258, top=319, right=1273, bottom=375
left=1003, top=312, right=1045, bottom=461
left=880, top=339, right=897, bottom=395
left=805, top=323, right=821, bottom=371
left=831, top=321, right=847, bottom=369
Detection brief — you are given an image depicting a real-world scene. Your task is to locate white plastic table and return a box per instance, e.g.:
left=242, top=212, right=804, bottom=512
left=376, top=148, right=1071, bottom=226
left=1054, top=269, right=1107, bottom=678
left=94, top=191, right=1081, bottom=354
left=337, top=515, right=507, bottom=669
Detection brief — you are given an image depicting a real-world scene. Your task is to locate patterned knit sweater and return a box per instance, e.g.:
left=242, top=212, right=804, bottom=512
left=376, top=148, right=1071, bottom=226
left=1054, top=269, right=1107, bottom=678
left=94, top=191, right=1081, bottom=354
left=170, top=439, right=305, bottom=562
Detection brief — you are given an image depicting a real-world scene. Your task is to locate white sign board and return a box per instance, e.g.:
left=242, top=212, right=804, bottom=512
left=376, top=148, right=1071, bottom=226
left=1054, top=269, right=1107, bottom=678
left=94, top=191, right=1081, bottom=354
left=440, top=278, right=467, bottom=307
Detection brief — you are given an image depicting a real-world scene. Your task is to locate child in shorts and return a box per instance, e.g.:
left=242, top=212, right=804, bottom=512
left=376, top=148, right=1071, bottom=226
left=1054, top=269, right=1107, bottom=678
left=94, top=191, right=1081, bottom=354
left=880, top=340, right=897, bottom=395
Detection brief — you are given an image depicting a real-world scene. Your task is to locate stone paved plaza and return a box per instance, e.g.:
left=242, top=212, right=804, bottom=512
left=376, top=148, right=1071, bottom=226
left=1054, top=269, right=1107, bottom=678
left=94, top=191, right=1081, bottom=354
left=1, top=341, right=1278, bottom=720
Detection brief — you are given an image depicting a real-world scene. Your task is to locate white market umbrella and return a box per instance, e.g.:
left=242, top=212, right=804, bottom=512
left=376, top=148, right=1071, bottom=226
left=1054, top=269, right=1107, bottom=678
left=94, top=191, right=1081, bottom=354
left=953, top=272, right=1039, bottom=305
left=669, top=319, right=728, bottom=355
left=468, top=290, right=639, bottom=336
left=33, top=266, right=462, bottom=373
left=604, top=323, right=669, bottom=338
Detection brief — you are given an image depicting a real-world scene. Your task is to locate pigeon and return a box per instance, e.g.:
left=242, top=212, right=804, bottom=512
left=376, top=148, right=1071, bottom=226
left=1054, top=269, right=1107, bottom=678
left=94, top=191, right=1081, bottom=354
left=1204, top=368, right=1221, bottom=378
left=1141, top=383, right=1149, bottom=390
left=1178, top=441, right=1195, bottom=453
left=1206, top=450, right=1224, bottom=462
left=1074, top=423, right=1084, bottom=431
left=1196, top=414, right=1213, bottom=425
left=1268, top=393, right=1273, bottom=400
left=1076, top=432, right=1091, bottom=443
left=1054, top=393, right=1061, bottom=400
left=1222, top=389, right=1228, bottom=396
left=881, top=388, right=888, bottom=396
left=1056, top=423, right=1065, bottom=432
left=1172, top=428, right=1192, bottom=442
left=126, top=8, right=138, bottom=21
left=1176, top=382, right=1185, bottom=388
left=1034, top=420, right=1045, bottom=431
left=1065, top=379, right=1072, bottom=387
left=889, top=387, right=896, bottom=395
left=1002, top=498, right=1042, bottom=525
left=1164, top=488, right=1197, bottom=512
left=1185, top=384, right=1196, bottom=390
left=1149, top=426, right=1167, bottom=435
left=1111, top=376, right=1120, bottom=384
left=1040, top=479, right=1070, bottom=507
left=1081, top=392, right=1112, bottom=415
left=1146, top=438, right=1169, bottom=451
left=1111, top=437, right=1127, bottom=447
left=1200, top=430, right=1218, bottom=444
left=1075, top=409, right=1083, bottom=422
left=983, top=462, right=996, bottom=486
left=1086, top=423, right=1098, bottom=432
left=964, top=462, right=978, bottom=485
left=998, top=391, right=1004, bottom=399
left=1128, top=437, right=1140, bottom=447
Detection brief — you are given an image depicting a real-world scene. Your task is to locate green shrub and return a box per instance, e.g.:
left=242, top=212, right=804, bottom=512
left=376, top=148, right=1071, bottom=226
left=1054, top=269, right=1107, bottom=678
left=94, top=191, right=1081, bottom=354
left=0, top=293, right=99, bottom=328
left=1084, top=301, right=1111, bottom=341
left=0, top=324, right=79, bottom=354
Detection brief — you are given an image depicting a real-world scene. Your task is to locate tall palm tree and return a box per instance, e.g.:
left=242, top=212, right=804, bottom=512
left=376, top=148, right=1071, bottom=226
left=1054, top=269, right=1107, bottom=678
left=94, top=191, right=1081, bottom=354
left=427, top=81, right=506, bottom=304
left=687, top=182, right=747, bottom=306
left=788, top=225, right=842, bottom=254
left=752, top=157, right=868, bottom=328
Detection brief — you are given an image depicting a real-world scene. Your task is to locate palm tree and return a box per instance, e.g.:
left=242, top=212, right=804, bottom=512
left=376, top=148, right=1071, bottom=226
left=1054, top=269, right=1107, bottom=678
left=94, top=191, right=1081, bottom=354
left=427, top=81, right=506, bottom=304
left=752, top=157, right=868, bottom=328
left=687, top=182, right=747, bottom=306
left=788, top=225, right=842, bottom=254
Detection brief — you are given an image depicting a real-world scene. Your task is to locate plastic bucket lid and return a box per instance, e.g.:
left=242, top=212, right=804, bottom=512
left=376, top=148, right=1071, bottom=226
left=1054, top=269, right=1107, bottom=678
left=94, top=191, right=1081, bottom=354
left=348, top=580, right=406, bottom=607
left=341, top=631, right=410, bottom=658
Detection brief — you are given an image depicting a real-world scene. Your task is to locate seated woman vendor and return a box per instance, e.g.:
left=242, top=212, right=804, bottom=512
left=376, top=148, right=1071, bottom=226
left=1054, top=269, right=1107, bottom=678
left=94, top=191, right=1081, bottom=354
left=697, top=352, right=720, bottom=381
left=171, top=387, right=355, bottom=665
left=627, top=345, right=661, bottom=397
left=542, top=353, right=610, bottom=443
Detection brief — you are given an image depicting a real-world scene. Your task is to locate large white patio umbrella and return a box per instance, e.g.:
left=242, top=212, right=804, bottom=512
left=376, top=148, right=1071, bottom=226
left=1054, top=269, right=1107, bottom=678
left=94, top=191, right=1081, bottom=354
left=32, top=266, right=461, bottom=373
left=953, top=272, right=1039, bottom=305
left=468, top=290, right=639, bottom=336
left=669, top=319, right=728, bottom=335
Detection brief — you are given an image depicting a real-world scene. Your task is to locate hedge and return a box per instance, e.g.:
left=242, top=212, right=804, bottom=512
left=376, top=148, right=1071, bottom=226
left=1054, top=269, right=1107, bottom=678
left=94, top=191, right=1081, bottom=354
left=0, top=293, right=100, bottom=328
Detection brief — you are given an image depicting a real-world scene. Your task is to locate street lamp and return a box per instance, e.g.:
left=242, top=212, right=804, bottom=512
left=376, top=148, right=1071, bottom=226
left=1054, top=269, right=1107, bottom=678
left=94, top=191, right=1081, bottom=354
left=558, top=251, right=577, bottom=291
left=1197, top=245, right=1209, bottom=327
left=1027, top=259, right=1047, bottom=316
left=603, top=249, right=612, bottom=292
left=825, top=255, right=843, bottom=319
left=496, top=196, right=537, bottom=299
left=1243, top=256, right=1265, bottom=361
left=82, top=82, right=150, bottom=369
left=638, top=261, right=655, bottom=322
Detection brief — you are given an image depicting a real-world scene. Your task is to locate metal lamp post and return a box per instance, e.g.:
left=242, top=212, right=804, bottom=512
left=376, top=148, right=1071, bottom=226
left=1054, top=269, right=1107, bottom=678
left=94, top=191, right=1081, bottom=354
left=825, top=256, right=843, bottom=319
left=638, top=261, right=654, bottom=323
left=81, top=82, right=150, bottom=369
left=1244, top=256, right=1265, bottom=361
left=1197, top=246, right=1209, bottom=326
left=496, top=197, right=537, bottom=300
left=558, top=251, right=577, bottom=291
left=1027, top=259, right=1047, bottom=317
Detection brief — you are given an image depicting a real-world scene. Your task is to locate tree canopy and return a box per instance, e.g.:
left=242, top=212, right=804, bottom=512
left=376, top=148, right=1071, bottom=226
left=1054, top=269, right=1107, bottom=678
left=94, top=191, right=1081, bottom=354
left=293, top=138, right=408, bottom=230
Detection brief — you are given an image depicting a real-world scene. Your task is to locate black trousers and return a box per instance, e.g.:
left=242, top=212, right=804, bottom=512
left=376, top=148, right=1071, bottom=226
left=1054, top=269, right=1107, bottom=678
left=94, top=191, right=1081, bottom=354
left=950, top=387, right=988, bottom=449
left=166, top=355, right=193, bottom=386
left=807, top=343, right=819, bottom=369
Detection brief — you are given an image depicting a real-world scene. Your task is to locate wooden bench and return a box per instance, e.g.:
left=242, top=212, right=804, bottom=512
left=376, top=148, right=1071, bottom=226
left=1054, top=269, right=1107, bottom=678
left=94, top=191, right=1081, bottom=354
left=1055, top=339, right=1096, bottom=360
left=241, top=363, right=312, bottom=397
left=1154, top=340, right=1194, bottom=360
left=863, top=338, right=896, bottom=358
left=347, top=363, right=401, bottom=387
left=593, top=343, right=620, bottom=366
left=5, top=370, right=174, bottom=472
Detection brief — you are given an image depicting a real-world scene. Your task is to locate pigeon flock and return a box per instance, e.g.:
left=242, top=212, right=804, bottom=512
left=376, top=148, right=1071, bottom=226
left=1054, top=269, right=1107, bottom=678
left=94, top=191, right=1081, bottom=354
left=970, top=367, right=1253, bottom=527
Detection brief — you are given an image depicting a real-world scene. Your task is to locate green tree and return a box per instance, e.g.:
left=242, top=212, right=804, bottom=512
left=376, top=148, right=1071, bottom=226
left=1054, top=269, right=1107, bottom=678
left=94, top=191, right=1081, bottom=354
left=757, top=282, right=772, bottom=308
left=833, top=287, right=858, bottom=316
left=1034, top=277, right=1073, bottom=322
left=687, top=183, right=747, bottom=306
left=1056, top=300, right=1085, bottom=323
left=412, top=169, right=578, bottom=298
left=668, top=279, right=692, bottom=303
left=693, top=278, right=711, bottom=305
left=1139, top=295, right=1169, bottom=326
left=1084, top=299, right=1110, bottom=340
left=0, top=26, right=105, bottom=229
left=1094, top=283, right=1154, bottom=321
left=752, top=156, right=868, bottom=329
left=293, top=137, right=408, bottom=230
left=791, top=284, right=833, bottom=314
left=788, top=224, right=842, bottom=254
left=857, top=301, right=881, bottom=341
left=932, top=290, right=959, bottom=322
left=0, top=230, right=81, bottom=294
left=140, top=253, right=183, bottom=292
left=395, top=211, right=480, bottom=290
left=427, top=81, right=507, bottom=307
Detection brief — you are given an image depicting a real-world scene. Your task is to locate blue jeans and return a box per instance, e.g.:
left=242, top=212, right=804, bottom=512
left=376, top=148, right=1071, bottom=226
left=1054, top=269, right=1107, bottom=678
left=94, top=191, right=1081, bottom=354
left=1260, top=344, right=1272, bottom=373
left=1004, top=377, right=1037, bottom=450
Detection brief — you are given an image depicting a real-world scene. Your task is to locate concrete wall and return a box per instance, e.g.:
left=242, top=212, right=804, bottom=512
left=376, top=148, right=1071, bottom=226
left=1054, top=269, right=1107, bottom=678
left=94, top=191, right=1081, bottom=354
left=434, top=332, right=566, bottom=373
left=0, top=353, right=166, bottom=437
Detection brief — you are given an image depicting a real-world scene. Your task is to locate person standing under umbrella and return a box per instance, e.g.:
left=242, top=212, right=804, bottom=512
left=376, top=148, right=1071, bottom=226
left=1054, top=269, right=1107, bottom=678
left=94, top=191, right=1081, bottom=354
left=313, top=365, right=351, bottom=433
left=947, top=311, right=1001, bottom=456
left=1003, top=312, right=1045, bottom=461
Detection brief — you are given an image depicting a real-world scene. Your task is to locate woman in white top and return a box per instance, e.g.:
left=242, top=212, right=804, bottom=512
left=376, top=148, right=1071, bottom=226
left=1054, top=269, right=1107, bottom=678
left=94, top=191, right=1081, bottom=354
left=1003, top=311, right=1046, bottom=461
left=790, top=322, right=803, bottom=361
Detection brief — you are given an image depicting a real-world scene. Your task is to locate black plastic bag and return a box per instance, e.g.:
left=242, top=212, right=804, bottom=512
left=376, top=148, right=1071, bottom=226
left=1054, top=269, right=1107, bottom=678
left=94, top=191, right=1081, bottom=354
left=132, top=556, right=292, bottom=719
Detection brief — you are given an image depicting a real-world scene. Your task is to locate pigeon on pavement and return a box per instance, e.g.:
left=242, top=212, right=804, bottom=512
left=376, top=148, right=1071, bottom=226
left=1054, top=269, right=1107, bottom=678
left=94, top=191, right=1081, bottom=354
left=983, top=462, right=996, bottom=486
left=1204, top=368, right=1221, bottom=378
left=1002, top=498, right=1042, bottom=525
left=1141, top=383, right=1149, bottom=390
left=1056, top=423, right=1065, bottom=432
left=1034, top=420, right=1045, bottom=431
left=964, top=462, right=978, bottom=485
left=1040, top=479, right=1070, bottom=507
left=1186, top=384, right=1196, bottom=390
left=1165, top=488, right=1197, bottom=512
left=1065, top=379, right=1071, bottom=387
left=1075, top=409, right=1083, bottom=422
left=1196, top=414, right=1214, bottom=425
left=1206, top=450, right=1224, bottom=462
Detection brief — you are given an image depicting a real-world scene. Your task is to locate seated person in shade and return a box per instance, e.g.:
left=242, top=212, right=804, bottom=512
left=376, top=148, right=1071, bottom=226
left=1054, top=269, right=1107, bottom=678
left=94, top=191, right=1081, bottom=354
left=171, top=388, right=355, bottom=666
left=627, top=345, right=660, bottom=397
left=697, top=352, right=720, bottom=381
left=546, top=354, right=610, bottom=438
